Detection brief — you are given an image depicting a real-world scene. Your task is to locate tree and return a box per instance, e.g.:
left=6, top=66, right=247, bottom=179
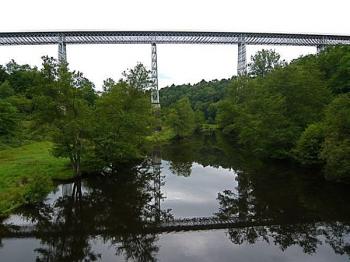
left=317, top=46, right=350, bottom=94
left=167, top=97, right=195, bottom=138
left=0, top=80, right=14, bottom=99
left=159, top=78, right=229, bottom=123
left=294, top=123, right=325, bottom=165
left=321, top=94, right=350, bottom=181
left=248, top=49, right=286, bottom=77
left=35, top=59, right=95, bottom=176
left=0, top=101, right=18, bottom=140
left=102, top=78, right=116, bottom=92
left=218, top=57, right=331, bottom=159
left=5, top=59, right=42, bottom=96
left=0, top=65, right=8, bottom=84
left=90, top=81, right=153, bottom=173
left=122, top=63, right=151, bottom=91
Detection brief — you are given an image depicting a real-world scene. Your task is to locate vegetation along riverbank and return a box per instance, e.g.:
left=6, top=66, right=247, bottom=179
left=0, top=46, right=350, bottom=216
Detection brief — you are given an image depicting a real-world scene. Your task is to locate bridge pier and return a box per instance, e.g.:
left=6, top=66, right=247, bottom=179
left=152, top=149, right=162, bottom=222
left=237, top=36, right=247, bottom=76
left=151, top=43, right=160, bottom=107
left=316, top=45, right=326, bottom=54
left=58, top=34, right=67, bottom=63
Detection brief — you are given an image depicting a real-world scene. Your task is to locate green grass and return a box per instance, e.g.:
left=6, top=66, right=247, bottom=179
left=0, top=141, right=73, bottom=216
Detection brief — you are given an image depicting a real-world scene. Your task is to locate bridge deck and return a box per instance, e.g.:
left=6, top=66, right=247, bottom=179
left=0, top=31, right=350, bottom=46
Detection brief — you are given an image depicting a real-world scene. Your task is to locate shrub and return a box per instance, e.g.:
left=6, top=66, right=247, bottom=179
left=294, top=123, right=325, bottom=165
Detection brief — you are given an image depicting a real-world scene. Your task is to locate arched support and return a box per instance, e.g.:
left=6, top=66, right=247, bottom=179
left=151, top=43, right=160, bottom=107
left=237, top=36, right=247, bottom=76
left=58, top=34, right=67, bottom=63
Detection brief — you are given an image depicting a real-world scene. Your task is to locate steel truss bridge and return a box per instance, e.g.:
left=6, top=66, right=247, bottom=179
left=1, top=31, right=350, bottom=105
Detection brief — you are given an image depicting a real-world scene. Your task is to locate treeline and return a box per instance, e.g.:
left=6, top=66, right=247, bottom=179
left=160, top=46, right=350, bottom=182
left=0, top=59, right=154, bottom=176
left=160, top=78, right=230, bottom=123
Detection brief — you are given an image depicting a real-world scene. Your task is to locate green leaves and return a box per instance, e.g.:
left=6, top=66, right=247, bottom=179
left=248, top=49, right=286, bottom=77
left=90, top=82, right=153, bottom=172
left=0, top=100, right=18, bottom=137
left=167, top=97, right=195, bottom=138
left=321, top=94, right=350, bottom=181
left=218, top=51, right=331, bottom=159
left=35, top=59, right=96, bottom=176
left=122, top=62, right=152, bottom=91
left=294, top=123, right=325, bottom=165
left=0, top=80, right=14, bottom=99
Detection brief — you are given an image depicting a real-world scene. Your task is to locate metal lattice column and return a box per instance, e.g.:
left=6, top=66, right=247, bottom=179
left=317, top=45, right=326, bottom=53
left=58, top=34, right=67, bottom=63
left=151, top=43, right=160, bottom=106
left=237, top=36, right=247, bottom=76
left=152, top=150, right=162, bottom=222
left=316, top=36, right=327, bottom=54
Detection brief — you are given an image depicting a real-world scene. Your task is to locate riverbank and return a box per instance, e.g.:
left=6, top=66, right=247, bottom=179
left=146, top=124, right=219, bottom=144
left=0, top=142, right=72, bottom=216
left=146, top=126, right=176, bottom=143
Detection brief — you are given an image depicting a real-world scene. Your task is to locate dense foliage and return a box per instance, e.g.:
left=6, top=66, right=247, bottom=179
left=166, top=97, right=196, bottom=138
left=0, top=57, right=154, bottom=177
left=90, top=81, right=153, bottom=173
left=248, top=49, right=286, bottom=77
left=217, top=46, right=350, bottom=181
left=160, top=78, right=230, bottom=123
left=218, top=60, right=332, bottom=159
left=160, top=46, right=350, bottom=182
left=0, top=46, right=349, bottom=183
left=321, top=94, right=350, bottom=180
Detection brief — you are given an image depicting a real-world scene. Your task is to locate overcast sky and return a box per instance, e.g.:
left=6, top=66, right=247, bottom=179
left=0, top=0, right=349, bottom=89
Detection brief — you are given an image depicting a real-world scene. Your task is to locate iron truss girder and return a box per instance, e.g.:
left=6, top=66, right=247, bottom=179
left=0, top=31, right=349, bottom=46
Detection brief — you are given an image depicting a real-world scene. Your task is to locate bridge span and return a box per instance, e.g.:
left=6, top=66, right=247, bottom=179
left=1, top=31, right=350, bottom=105
left=0, top=216, right=282, bottom=237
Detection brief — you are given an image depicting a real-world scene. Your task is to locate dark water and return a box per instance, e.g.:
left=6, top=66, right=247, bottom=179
left=1, top=133, right=350, bottom=261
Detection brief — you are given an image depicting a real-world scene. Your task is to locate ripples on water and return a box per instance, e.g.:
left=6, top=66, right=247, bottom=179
left=1, top=133, right=350, bottom=261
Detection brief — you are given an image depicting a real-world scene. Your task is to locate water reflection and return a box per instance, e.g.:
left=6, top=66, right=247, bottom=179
left=1, top=133, right=350, bottom=261
left=2, top=161, right=166, bottom=261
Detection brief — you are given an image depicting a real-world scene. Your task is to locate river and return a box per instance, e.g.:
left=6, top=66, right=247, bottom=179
left=1, top=133, right=350, bottom=261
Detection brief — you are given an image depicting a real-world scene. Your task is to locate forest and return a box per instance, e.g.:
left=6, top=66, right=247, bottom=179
left=160, top=46, right=350, bottom=182
left=0, top=45, right=349, bottom=216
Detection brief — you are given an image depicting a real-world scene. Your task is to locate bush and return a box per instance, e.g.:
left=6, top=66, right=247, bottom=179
left=321, top=94, right=350, bottom=181
left=294, top=123, right=325, bottom=165
left=321, top=139, right=350, bottom=181
left=22, top=175, right=52, bottom=204
left=167, top=97, right=195, bottom=138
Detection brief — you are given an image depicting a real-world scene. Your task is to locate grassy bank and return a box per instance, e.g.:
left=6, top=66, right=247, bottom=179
left=0, top=142, right=72, bottom=216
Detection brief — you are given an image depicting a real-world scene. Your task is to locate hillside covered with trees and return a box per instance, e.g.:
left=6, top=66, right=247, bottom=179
left=160, top=46, right=350, bottom=182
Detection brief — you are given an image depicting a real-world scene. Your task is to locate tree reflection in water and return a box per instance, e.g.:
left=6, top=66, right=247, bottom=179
left=163, top=133, right=350, bottom=258
left=216, top=165, right=350, bottom=257
left=11, top=159, right=169, bottom=262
